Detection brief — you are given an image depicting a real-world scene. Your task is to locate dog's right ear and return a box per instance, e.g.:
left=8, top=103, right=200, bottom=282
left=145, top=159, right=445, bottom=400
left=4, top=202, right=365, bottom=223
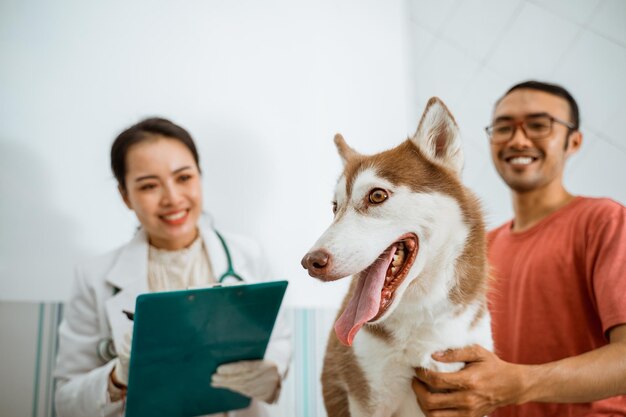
left=411, top=97, right=463, bottom=175
left=334, top=133, right=359, bottom=165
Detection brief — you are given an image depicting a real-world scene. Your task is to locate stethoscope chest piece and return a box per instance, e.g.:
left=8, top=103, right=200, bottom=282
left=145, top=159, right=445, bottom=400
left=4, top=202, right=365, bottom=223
left=97, top=338, right=117, bottom=362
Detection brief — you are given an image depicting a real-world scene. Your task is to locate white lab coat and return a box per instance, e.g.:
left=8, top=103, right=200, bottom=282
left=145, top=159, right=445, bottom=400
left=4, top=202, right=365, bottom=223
left=54, top=217, right=291, bottom=417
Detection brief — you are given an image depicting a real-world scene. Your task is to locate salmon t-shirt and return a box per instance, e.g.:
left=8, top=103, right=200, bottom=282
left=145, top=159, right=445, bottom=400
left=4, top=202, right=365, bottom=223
left=488, top=197, right=626, bottom=417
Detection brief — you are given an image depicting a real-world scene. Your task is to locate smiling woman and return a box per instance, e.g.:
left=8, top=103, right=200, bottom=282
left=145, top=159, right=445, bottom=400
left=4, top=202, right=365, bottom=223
left=111, top=119, right=202, bottom=250
left=53, top=118, right=291, bottom=417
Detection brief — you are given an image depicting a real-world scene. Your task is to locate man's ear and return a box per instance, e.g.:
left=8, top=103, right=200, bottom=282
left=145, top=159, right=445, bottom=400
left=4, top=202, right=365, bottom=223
left=411, top=97, right=463, bottom=175
left=118, top=185, right=132, bottom=210
left=334, top=133, right=360, bottom=166
left=565, top=130, right=583, bottom=156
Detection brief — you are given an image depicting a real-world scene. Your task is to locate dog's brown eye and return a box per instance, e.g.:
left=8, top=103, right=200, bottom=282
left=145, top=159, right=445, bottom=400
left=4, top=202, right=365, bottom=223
left=332, top=201, right=338, bottom=214
left=368, top=188, right=388, bottom=204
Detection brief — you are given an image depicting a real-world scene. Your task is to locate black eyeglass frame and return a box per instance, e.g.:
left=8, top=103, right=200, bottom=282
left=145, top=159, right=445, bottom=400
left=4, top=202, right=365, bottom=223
left=485, top=113, right=576, bottom=144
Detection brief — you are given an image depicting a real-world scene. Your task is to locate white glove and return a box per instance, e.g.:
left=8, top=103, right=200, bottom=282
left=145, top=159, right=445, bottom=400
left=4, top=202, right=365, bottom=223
left=211, top=360, right=281, bottom=404
left=113, top=331, right=132, bottom=386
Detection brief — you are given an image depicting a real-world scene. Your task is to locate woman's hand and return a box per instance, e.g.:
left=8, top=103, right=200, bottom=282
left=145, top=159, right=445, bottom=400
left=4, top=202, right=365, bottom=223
left=112, top=331, right=132, bottom=386
left=211, top=359, right=282, bottom=403
left=108, top=331, right=132, bottom=401
left=413, top=345, right=528, bottom=417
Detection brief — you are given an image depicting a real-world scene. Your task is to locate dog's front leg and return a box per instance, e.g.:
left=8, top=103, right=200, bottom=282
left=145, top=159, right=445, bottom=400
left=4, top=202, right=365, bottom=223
left=394, top=391, right=426, bottom=417
left=345, top=394, right=389, bottom=417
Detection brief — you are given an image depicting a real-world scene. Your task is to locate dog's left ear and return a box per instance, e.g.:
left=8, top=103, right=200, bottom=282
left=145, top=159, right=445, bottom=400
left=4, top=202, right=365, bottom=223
left=411, top=97, right=463, bottom=175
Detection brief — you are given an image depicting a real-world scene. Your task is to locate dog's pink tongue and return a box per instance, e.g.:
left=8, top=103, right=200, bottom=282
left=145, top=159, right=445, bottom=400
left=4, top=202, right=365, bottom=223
left=334, top=246, right=396, bottom=346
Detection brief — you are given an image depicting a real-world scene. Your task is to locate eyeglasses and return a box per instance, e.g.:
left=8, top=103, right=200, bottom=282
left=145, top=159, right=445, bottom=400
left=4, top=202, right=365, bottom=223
left=485, top=114, right=575, bottom=144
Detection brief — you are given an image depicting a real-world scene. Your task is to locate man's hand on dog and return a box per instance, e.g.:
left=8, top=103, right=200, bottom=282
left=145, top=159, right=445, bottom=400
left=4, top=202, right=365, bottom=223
left=413, top=345, right=527, bottom=417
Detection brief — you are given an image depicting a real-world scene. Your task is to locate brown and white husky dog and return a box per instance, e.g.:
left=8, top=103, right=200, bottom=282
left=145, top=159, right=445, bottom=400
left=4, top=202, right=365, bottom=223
left=301, top=98, right=492, bottom=417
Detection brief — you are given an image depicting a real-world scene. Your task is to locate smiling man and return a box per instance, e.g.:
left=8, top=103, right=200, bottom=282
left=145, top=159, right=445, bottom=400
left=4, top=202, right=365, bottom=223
left=412, top=81, right=626, bottom=416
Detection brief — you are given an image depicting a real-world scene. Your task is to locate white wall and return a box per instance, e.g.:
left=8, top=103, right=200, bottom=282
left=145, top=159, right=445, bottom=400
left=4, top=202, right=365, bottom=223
left=0, top=0, right=413, bottom=307
left=2, top=0, right=625, bottom=307
left=407, top=0, right=626, bottom=228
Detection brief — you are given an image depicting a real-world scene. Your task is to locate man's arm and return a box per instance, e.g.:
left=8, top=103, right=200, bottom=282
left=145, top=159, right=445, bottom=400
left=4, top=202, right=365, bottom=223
left=413, top=324, right=626, bottom=416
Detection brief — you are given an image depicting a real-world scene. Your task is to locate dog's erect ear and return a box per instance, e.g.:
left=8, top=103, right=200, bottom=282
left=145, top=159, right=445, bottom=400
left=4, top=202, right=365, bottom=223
left=334, top=133, right=359, bottom=165
left=411, top=97, right=463, bottom=174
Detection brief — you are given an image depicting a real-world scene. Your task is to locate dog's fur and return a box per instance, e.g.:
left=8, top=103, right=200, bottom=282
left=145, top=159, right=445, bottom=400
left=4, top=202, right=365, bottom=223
left=301, top=98, right=492, bottom=417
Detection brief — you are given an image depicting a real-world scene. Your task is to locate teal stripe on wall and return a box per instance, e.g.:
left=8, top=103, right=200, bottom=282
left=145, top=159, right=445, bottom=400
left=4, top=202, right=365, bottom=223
left=292, top=308, right=337, bottom=417
left=32, top=303, right=44, bottom=417
left=45, top=303, right=61, bottom=417
left=295, top=309, right=312, bottom=416
left=28, top=303, right=64, bottom=417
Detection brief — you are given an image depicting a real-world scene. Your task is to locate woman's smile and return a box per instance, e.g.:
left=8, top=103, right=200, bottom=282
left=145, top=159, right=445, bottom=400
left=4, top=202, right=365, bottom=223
left=160, top=209, right=190, bottom=225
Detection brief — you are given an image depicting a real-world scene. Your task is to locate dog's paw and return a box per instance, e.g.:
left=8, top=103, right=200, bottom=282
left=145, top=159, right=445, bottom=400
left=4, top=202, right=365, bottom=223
left=422, top=357, right=464, bottom=373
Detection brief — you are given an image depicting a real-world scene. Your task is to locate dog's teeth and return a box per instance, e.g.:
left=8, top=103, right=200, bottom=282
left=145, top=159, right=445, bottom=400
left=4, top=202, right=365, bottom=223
left=391, top=266, right=397, bottom=275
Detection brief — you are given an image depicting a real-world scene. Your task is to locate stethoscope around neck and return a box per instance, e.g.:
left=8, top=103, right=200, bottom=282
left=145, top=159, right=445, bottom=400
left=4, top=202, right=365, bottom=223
left=214, top=230, right=245, bottom=284
left=97, top=228, right=245, bottom=362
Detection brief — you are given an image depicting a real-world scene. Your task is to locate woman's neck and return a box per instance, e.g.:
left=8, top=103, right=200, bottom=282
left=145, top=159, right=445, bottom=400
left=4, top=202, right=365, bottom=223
left=148, top=228, right=200, bottom=251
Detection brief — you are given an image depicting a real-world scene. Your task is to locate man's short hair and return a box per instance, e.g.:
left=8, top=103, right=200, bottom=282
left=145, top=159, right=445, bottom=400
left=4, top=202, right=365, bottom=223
left=498, top=80, right=580, bottom=130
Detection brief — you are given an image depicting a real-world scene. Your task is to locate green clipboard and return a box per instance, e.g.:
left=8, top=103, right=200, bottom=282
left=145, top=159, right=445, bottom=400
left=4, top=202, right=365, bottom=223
left=125, top=280, right=288, bottom=417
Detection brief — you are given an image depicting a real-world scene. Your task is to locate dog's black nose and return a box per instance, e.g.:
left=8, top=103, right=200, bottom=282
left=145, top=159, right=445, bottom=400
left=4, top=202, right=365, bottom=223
left=301, top=249, right=331, bottom=278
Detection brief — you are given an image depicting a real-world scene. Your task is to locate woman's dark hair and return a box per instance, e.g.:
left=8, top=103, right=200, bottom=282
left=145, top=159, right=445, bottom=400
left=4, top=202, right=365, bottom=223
left=111, top=117, right=200, bottom=190
left=500, top=80, right=580, bottom=130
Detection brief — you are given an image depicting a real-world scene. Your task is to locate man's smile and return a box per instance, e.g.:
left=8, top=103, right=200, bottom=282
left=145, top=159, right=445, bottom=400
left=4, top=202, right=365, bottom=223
left=506, top=156, right=537, bottom=166
left=499, top=149, right=543, bottom=170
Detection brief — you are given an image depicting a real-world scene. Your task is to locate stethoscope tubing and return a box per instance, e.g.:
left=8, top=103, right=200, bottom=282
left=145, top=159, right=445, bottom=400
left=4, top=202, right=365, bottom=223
left=214, top=230, right=245, bottom=284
